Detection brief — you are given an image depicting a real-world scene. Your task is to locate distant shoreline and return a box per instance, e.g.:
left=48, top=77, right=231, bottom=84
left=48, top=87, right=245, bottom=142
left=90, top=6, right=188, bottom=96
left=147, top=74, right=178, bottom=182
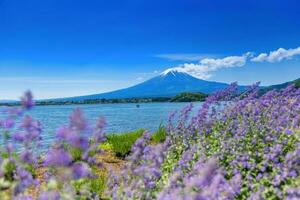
left=0, top=92, right=208, bottom=107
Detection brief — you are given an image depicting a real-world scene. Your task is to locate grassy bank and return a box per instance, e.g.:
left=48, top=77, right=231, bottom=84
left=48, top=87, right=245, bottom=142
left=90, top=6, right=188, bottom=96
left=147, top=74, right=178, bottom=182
left=101, top=125, right=167, bottom=158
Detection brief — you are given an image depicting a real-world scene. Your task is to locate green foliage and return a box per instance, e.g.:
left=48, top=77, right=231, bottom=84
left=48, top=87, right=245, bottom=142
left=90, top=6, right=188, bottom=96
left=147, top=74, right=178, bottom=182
left=99, top=142, right=113, bottom=150
left=159, top=146, right=183, bottom=186
left=151, top=124, right=167, bottom=144
left=293, top=78, right=300, bottom=88
left=170, top=92, right=207, bottom=102
left=3, top=159, right=16, bottom=181
left=197, top=118, right=298, bottom=199
left=106, top=129, right=145, bottom=157
left=24, top=163, right=37, bottom=178
left=90, top=176, right=106, bottom=197
left=73, top=170, right=107, bottom=198
left=70, top=147, right=84, bottom=162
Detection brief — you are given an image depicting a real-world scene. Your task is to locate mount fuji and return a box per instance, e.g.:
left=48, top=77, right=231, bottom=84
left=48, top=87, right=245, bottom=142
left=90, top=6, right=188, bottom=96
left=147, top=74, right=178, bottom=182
left=55, top=69, right=243, bottom=101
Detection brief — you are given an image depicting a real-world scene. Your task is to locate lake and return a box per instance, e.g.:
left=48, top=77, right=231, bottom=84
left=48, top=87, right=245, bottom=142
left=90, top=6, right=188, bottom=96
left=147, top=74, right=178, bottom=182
left=7, top=102, right=203, bottom=150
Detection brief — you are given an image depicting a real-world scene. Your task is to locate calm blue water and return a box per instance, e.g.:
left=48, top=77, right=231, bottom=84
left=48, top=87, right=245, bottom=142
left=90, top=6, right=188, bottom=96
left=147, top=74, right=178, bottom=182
left=8, top=102, right=202, bottom=150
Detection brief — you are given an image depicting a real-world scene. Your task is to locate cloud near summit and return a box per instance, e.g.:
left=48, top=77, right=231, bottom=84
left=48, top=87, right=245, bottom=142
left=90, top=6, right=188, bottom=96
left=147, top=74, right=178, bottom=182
left=163, top=53, right=251, bottom=80
left=161, top=46, right=300, bottom=80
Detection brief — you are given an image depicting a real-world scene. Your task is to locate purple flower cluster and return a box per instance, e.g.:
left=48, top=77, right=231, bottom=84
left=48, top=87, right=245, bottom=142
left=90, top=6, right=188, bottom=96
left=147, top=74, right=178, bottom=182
left=41, top=108, right=106, bottom=198
left=158, top=158, right=241, bottom=200
left=108, top=131, right=166, bottom=199
left=108, top=83, right=300, bottom=199
left=0, top=91, right=106, bottom=199
left=0, top=91, right=41, bottom=199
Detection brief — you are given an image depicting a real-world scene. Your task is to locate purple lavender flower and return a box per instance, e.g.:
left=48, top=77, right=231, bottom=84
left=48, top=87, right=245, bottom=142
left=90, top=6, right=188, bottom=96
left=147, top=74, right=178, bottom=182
left=20, top=150, right=36, bottom=164
left=1, top=118, right=15, bottom=129
left=13, top=195, right=33, bottom=200
left=21, top=91, right=35, bottom=109
left=44, top=148, right=72, bottom=167
left=72, top=162, right=91, bottom=179
left=13, top=131, right=26, bottom=142
left=14, top=166, right=39, bottom=195
left=69, top=108, right=87, bottom=131
left=38, top=191, right=60, bottom=200
left=70, top=135, right=89, bottom=150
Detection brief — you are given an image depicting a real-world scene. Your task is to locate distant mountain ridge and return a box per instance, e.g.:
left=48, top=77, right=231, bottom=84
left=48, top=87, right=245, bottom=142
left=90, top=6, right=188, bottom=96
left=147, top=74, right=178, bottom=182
left=259, top=78, right=300, bottom=94
left=0, top=100, right=18, bottom=104
left=1, top=73, right=298, bottom=104
left=54, top=70, right=242, bottom=102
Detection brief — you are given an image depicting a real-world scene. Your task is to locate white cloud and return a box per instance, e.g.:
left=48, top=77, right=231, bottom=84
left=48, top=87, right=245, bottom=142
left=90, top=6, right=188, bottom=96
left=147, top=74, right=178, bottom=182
left=162, top=53, right=251, bottom=80
left=200, top=53, right=249, bottom=69
left=251, top=47, right=300, bottom=62
left=160, top=46, right=300, bottom=80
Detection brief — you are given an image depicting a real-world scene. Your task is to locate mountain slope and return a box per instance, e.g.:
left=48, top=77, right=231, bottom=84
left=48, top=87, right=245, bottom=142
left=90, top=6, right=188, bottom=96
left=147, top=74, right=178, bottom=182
left=53, top=70, right=243, bottom=102
left=259, top=78, right=300, bottom=94
left=0, top=100, right=17, bottom=103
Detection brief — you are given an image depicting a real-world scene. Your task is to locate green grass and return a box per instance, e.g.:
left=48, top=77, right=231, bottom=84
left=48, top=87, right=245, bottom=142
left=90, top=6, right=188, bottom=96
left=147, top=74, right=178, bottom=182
left=99, top=126, right=167, bottom=158
left=73, top=166, right=107, bottom=198
left=93, top=127, right=167, bottom=197
left=105, top=129, right=145, bottom=158
left=151, top=124, right=167, bottom=144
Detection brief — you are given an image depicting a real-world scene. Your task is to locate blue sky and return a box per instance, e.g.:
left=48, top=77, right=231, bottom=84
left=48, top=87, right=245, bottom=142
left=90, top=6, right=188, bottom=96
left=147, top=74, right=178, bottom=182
left=1, top=0, right=300, bottom=99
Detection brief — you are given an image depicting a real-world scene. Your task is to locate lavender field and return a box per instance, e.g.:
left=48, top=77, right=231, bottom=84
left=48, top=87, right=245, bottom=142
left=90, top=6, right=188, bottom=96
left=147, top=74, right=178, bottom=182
left=0, top=83, right=299, bottom=200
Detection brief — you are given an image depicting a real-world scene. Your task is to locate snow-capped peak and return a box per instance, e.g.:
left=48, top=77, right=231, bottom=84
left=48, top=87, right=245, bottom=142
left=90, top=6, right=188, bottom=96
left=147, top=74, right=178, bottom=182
left=160, top=67, right=189, bottom=76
